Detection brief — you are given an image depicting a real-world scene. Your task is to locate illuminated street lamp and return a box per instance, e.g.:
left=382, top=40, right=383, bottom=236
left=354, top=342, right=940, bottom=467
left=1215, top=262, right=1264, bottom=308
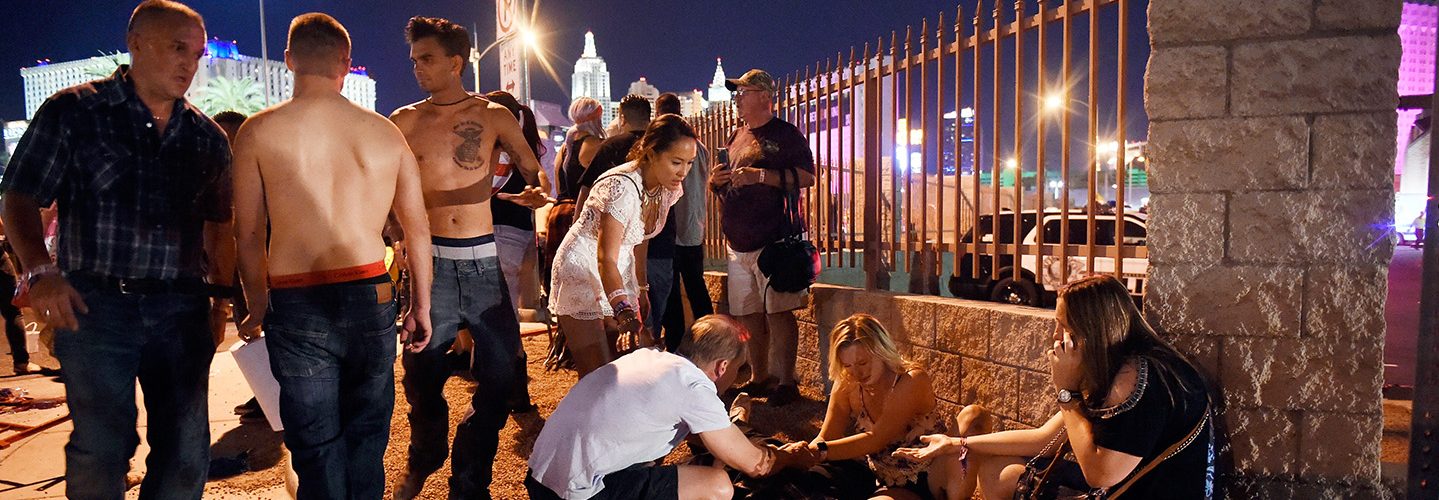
left=469, top=26, right=541, bottom=94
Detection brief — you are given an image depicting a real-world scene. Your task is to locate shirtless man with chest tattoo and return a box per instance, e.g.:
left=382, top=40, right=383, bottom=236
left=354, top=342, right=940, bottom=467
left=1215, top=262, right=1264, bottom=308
left=387, top=16, right=547, bottom=500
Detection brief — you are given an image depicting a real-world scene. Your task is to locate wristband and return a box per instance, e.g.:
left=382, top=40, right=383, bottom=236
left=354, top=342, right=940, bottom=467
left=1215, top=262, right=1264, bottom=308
left=25, top=263, right=59, bottom=287
left=613, top=299, right=635, bottom=314
left=606, top=288, right=629, bottom=303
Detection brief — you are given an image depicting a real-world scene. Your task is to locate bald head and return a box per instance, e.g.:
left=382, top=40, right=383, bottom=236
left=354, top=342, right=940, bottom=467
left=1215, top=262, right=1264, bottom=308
left=127, top=0, right=204, bottom=36
left=286, top=13, right=351, bottom=78
left=124, top=0, right=206, bottom=101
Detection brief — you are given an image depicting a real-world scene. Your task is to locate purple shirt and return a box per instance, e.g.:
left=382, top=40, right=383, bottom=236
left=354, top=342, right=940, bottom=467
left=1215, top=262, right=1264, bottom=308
left=716, top=117, right=814, bottom=252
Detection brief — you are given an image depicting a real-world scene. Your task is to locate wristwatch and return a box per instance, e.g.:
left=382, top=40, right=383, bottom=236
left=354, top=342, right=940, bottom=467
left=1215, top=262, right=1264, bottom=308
left=1057, top=388, right=1080, bottom=405
left=814, top=440, right=829, bottom=462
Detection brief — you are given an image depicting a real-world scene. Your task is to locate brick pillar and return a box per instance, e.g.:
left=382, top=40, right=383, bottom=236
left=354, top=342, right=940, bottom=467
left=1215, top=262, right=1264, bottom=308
left=1145, top=0, right=1401, bottom=495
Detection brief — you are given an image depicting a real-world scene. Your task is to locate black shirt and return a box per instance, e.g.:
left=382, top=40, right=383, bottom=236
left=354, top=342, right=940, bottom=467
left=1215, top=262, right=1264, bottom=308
left=556, top=135, right=590, bottom=201
left=579, top=130, right=643, bottom=190
left=716, top=117, right=814, bottom=253
left=1, top=65, right=231, bottom=279
left=491, top=163, right=533, bottom=231
left=1089, top=355, right=1213, bottom=498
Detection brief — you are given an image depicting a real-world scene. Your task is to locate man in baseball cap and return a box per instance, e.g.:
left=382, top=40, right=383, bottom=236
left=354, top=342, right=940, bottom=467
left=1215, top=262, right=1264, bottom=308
left=725, top=68, right=776, bottom=94
left=709, top=67, right=815, bottom=406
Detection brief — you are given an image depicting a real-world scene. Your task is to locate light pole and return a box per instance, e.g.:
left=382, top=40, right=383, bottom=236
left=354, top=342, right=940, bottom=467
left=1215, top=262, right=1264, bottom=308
left=258, top=0, right=270, bottom=105
left=468, top=28, right=539, bottom=97
left=470, top=31, right=517, bottom=93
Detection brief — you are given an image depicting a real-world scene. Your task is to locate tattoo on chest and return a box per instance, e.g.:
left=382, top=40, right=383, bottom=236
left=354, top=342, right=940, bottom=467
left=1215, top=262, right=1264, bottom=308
left=452, top=120, right=487, bottom=171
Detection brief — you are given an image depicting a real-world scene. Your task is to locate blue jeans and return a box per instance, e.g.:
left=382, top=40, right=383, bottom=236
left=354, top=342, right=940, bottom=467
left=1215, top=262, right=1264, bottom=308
left=55, top=274, right=213, bottom=500
left=265, top=278, right=398, bottom=500
left=644, top=257, right=673, bottom=339
left=401, top=255, right=520, bottom=499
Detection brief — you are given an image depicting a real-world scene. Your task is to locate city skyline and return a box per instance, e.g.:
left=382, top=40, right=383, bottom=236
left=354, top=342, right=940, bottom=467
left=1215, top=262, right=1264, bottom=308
left=0, top=0, right=1150, bottom=133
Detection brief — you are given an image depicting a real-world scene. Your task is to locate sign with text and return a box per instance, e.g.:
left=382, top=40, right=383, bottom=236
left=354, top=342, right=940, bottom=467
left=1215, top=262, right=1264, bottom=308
left=496, top=0, right=527, bottom=101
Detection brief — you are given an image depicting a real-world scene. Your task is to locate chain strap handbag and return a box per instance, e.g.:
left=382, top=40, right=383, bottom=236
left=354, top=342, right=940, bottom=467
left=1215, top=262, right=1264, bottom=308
left=1014, top=403, right=1211, bottom=500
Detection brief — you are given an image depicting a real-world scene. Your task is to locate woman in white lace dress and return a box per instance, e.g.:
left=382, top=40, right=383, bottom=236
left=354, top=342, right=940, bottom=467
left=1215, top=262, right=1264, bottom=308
left=549, top=114, right=697, bottom=376
left=781, top=314, right=967, bottom=499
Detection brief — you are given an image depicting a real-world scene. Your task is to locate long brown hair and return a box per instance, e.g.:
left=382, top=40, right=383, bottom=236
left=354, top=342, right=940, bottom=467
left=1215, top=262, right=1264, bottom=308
left=1058, top=275, right=1197, bottom=409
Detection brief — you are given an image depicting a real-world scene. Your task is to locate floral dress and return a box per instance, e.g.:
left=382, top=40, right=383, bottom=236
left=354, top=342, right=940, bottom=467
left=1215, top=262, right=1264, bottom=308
left=549, top=163, right=681, bottom=320
left=853, top=376, right=947, bottom=487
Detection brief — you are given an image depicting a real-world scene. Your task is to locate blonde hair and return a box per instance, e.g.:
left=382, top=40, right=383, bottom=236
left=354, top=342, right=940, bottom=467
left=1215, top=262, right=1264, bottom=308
left=827, top=313, right=913, bottom=383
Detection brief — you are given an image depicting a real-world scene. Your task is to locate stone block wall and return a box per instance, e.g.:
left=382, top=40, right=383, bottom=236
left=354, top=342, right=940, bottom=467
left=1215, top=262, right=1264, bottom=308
left=1146, top=0, right=1401, bottom=495
left=703, top=273, right=1061, bottom=431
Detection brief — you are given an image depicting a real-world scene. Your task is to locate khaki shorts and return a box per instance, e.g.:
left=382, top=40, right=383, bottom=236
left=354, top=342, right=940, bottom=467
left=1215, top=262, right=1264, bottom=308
left=727, top=246, right=808, bottom=316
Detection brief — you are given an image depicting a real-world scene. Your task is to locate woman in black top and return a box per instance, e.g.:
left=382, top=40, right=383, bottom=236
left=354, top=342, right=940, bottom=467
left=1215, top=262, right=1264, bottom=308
left=897, top=275, right=1214, bottom=499
left=543, top=97, right=607, bottom=296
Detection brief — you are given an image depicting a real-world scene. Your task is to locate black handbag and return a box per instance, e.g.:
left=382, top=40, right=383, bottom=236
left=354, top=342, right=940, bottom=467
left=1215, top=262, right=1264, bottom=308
left=1015, top=404, right=1212, bottom=500
left=757, top=166, right=819, bottom=293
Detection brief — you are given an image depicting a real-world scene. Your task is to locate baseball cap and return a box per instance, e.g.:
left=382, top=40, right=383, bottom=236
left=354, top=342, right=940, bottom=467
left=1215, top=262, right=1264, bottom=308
left=725, top=69, right=776, bottom=93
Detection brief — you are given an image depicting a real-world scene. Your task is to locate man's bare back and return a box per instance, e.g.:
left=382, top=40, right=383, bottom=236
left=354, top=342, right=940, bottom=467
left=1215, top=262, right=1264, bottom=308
left=235, top=93, right=416, bottom=275
left=391, top=95, right=539, bottom=238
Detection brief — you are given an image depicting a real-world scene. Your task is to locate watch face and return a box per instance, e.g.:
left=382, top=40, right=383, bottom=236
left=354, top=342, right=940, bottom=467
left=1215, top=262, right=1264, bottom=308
left=1057, top=390, right=1074, bottom=403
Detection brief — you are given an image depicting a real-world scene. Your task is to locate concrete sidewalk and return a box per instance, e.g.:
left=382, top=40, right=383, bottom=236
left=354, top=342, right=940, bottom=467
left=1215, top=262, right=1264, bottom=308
left=0, top=324, right=292, bottom=499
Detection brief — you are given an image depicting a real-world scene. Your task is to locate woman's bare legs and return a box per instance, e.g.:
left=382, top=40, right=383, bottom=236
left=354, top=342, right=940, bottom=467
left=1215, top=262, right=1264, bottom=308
left=559, top=315, right=612, bottom=377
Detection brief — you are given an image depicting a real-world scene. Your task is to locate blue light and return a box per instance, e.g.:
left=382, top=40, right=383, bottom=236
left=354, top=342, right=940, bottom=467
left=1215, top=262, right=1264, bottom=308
left=205, top=39, right=241, bottom=60
left=349, top=66, right=368, bottom=76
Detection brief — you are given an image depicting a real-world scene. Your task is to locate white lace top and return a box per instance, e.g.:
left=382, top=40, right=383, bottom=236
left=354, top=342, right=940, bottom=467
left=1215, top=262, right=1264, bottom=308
left=549, top=163, right=681, bottom=320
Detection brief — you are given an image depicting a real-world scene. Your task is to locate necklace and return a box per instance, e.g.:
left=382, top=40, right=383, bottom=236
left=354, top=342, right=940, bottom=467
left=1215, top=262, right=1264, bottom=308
left=641, top=185, right=662, bottom=206
left=427, top=94, right=474, bottom=106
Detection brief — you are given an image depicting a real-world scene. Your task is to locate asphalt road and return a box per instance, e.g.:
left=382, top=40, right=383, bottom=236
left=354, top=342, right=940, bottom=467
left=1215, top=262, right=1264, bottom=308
left=1388, top=245, right=1423, bottom=388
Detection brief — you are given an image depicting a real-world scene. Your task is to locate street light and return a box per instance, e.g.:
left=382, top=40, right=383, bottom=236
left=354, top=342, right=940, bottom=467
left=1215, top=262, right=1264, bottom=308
left=469, top=27, right=540, bottom=93
left=1043, top=94, right=1064, bottom=113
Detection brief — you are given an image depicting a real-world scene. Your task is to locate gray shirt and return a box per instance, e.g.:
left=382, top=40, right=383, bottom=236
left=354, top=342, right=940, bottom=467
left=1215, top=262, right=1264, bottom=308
left=674, top=141, right=710, bottom=247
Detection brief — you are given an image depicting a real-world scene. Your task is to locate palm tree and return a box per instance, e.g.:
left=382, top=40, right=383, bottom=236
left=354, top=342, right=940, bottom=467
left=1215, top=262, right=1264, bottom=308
left=83, top=51, right=128, bottom=79
left=194, top=76, right=265, bottom=116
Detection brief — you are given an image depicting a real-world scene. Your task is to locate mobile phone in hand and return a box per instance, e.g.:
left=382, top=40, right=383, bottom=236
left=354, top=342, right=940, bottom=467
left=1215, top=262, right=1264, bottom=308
left=716, top=147, right=729, bottom=167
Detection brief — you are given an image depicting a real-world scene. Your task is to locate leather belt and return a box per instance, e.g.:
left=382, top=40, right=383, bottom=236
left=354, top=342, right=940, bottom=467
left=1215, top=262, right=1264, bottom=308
left=68, top=272, right=234, bottom=298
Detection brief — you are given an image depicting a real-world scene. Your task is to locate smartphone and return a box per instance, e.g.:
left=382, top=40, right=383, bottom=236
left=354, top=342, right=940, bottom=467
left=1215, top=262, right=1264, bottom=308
left=716, top=147, right=729, bottom=167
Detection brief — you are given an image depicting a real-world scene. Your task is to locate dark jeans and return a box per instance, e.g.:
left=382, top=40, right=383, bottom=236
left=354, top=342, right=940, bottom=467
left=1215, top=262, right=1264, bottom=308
left=265, top=277, right=398, bottom=500
left=55, top=274, right=213, bottom=500
left=401, top=255, right=520, bottom=499
left=663, top=245, right=713, bottom=351
left=0, top=271, right=27, bottom=366
left=644, top=256, right=673, bottom=338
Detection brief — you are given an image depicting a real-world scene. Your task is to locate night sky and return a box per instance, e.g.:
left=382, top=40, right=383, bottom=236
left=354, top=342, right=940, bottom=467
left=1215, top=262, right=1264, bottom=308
left=0, top=0, right=1148, bottom=138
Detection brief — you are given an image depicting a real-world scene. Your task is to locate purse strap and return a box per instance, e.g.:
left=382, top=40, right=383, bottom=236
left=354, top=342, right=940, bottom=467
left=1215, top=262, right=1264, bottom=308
left=772, top=165, right=805, bottom=236
left=1106, top=402, right=1211, bottom=499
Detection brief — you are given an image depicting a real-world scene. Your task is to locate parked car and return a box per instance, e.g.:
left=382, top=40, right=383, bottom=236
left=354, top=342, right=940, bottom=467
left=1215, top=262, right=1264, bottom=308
left=949, top=211, right=1149, bottom=307
left=948, top=211, right=1040, bottom=301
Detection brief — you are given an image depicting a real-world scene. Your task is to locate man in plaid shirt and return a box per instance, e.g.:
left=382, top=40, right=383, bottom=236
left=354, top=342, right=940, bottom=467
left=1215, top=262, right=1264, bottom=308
left=0, top=1, right=232, bottom=497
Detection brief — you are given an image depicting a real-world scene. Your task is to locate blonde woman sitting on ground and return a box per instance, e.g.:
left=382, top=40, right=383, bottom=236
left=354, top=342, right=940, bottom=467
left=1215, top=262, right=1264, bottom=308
left=781, top=313, right=967, bottom=499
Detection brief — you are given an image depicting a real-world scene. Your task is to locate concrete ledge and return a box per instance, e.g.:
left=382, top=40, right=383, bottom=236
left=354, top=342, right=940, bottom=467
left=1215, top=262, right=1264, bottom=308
left=703, top=272, right=1057, bottom=429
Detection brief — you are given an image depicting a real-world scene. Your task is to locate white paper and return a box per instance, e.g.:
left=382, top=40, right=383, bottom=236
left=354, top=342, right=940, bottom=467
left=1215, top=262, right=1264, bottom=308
left=229, top=338, right=285, bottom=431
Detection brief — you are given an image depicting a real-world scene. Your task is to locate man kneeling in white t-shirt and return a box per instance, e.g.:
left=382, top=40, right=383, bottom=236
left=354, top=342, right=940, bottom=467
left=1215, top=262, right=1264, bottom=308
left=527, top=315, right=814, bottom=499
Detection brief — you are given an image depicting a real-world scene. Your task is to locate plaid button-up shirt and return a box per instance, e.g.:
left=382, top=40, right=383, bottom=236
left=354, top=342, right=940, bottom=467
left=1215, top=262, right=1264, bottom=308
left=1, top=66, right=232, bottom=280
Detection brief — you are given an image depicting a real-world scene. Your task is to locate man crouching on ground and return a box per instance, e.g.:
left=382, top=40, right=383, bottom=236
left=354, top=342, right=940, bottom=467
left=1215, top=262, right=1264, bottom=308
left=231, top=12, right=433, bottom=499
left=526, top=315, right=818, bottom=500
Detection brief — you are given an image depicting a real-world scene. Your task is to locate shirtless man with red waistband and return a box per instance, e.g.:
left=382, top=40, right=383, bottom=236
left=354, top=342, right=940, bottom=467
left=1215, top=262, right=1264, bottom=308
left=230, top=13, right=433, bottom=499
left=387, top=16, right=548, bottom=500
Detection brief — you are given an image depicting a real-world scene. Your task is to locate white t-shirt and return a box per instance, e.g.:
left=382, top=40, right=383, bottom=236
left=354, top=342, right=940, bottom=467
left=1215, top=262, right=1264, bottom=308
left=528, top=348, right=734, bottom=499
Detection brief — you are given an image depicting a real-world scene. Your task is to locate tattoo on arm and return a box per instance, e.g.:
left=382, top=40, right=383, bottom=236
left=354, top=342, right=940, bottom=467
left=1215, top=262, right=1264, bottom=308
left=452, top=120, right=487, bottom=171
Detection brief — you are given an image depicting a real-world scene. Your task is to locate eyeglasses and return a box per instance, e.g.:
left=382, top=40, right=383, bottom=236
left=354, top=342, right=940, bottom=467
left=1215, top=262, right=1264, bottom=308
left=733, top=89, right=768, bottom=99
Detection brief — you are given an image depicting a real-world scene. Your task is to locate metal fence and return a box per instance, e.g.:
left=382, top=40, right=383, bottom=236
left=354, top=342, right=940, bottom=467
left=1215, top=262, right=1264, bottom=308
left=691, top=0, right=1145, bottom=307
